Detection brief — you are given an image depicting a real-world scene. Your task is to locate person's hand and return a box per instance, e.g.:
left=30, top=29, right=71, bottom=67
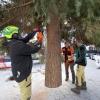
left=28, top=41, right=42, bottom=49
left=34, top=41, right=42, bottom=46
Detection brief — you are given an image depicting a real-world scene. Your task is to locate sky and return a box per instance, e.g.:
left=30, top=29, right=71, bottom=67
left=0, top=0, right=11, bottom=5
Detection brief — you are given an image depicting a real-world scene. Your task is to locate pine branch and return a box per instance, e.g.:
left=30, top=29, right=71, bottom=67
left=0, top=17, right=15, bottom=28
left=3, top=1, right=33, bottom=11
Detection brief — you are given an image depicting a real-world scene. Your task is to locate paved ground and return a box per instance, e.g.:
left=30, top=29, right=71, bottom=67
left=0, top=58, right=100, bottom=100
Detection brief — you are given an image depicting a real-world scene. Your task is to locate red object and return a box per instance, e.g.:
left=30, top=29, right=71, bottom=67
left=0, top=56, right=11, bottom=69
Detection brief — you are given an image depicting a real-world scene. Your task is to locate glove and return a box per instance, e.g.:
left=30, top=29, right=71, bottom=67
left=33, top=41, right=42, bottom=47
left=28, top=40, right=42, bottom=49
left=20, top=31, right=37, bottom=43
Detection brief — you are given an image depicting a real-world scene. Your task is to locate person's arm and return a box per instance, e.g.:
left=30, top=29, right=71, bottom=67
left=20, top=32, right=36, bottom=43
left=19, top=42, right=41, bottom=55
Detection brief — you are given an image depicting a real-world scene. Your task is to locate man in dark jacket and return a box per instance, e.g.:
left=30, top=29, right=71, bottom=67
left=2, top=26, right=41, bottom=100
left=71, top=40, right=87, bottom=94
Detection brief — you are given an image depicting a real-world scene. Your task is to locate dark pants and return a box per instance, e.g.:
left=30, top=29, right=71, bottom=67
left=65, top=61, right=75, bottom=82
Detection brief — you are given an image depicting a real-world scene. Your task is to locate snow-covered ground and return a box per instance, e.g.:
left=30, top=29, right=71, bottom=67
left=94, top=55, right=100, bottom=67
left=0, top=58, right=100, bottom=100
left=0, top=63, right=45, bottom=100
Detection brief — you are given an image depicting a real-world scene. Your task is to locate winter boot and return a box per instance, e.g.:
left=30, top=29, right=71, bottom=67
left=71, top=86, right=81, bottom=94
left=72, top=77, right=75, bottom=84
left=81, top=82, right=87, bottom=90
left=72, top=70, right=75, bottom=84
left=65, top=77, right=69, bottom=81
left=72, top=80, right=75, bottom=84
left=8, top=76, right=15, bottom=81
left=65, top=75, right=69, bottom=81
left=75, top=76, right=78, bottom=86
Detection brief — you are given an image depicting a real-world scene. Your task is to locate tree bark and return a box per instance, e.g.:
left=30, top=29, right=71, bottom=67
left=45, top=14, right=62, bottom=88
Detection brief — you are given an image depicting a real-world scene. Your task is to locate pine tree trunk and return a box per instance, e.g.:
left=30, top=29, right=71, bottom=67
left=45, top=14, right=62, bottom=88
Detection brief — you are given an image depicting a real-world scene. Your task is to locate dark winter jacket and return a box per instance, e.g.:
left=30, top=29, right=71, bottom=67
left=4, top=32, right=41, bottom=82
left=75, top=44, right=87, bottom=66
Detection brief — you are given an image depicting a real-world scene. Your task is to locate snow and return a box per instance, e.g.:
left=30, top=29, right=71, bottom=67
left=4, top=62, right=11, bottom=67
left=0, top=61, right=78, bottom=100
left=0, top=58, right=100, bottom=100
left=0, top=63, right=45, bottom=100
left=94, top=55, right=100, bottom=67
